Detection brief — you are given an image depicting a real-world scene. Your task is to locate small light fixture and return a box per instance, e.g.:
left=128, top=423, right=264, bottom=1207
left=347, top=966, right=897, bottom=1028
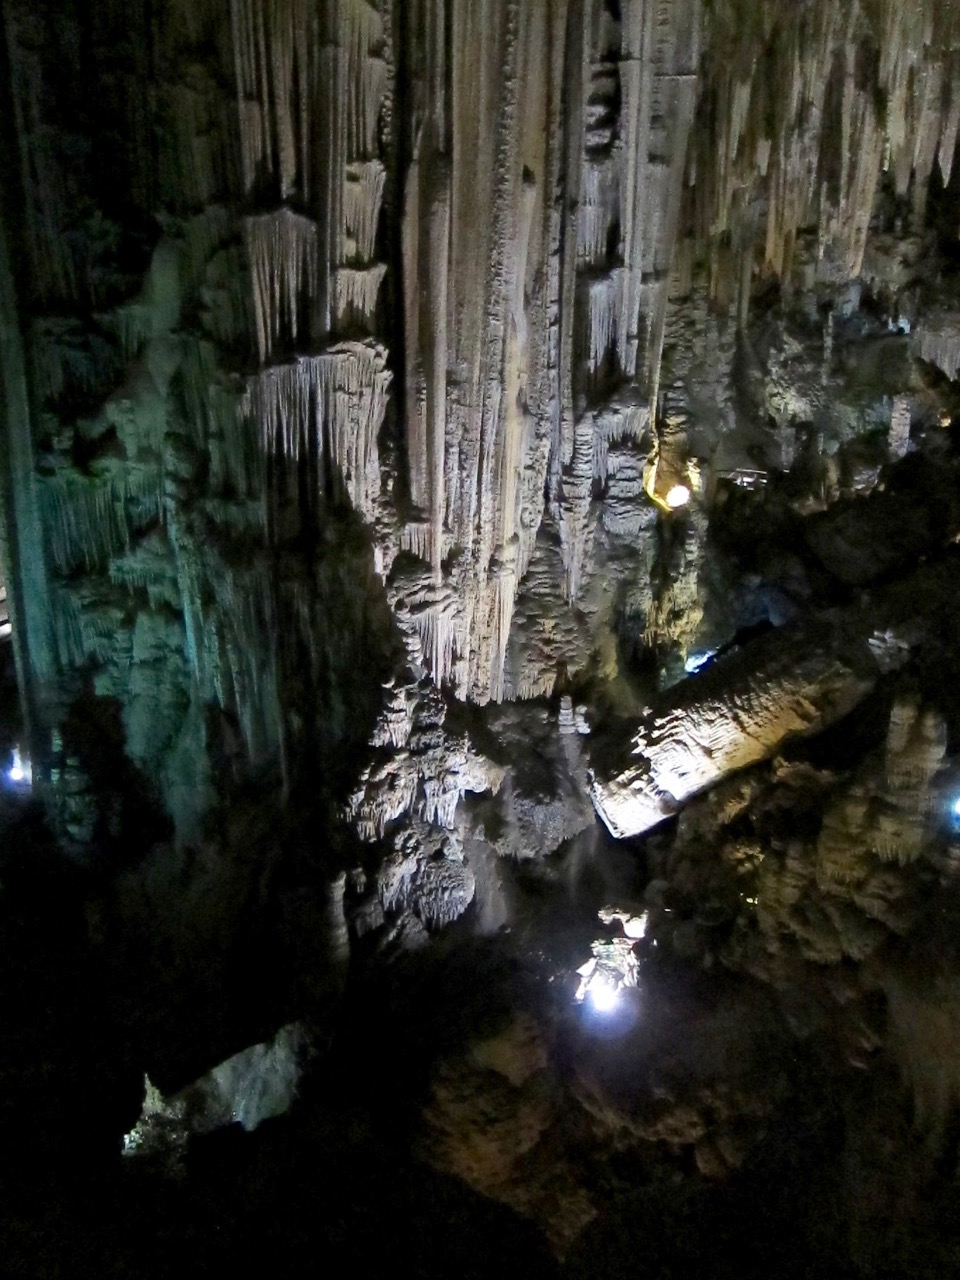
left=588, top=976, right=619, bottom=1013
left=665, top=483, right=690, bottom=509
left=7, top=746, right=30, bottom=786
left=684, top=649, right=715, bottom=674
left=575, top=958, right=625, bottom=1013
left=951, top=796, right=960, bottom=819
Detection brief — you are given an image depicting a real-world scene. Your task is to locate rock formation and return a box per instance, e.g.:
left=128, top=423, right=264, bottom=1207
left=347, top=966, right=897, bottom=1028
left=7, top=1, right=960, bottom=1273
left=6, top=0, right=960, bottom=802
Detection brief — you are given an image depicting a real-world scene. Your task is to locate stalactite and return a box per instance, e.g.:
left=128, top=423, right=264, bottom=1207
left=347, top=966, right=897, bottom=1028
left=400, top=520, right=449, bottom=565
left=916, top=312, right=960, bottom=381
left=333, top=263, right=387, bottom=330
left=244, top=208, right=319, bottom=362
left=41, top=468, right=161, bottom=575
left=410, top=590, right=463, bottom=695
left=343, top=159, right=387, bottom=261
left=579, top=159, right=620, bottom=266
left=588, top=275, right=620, bottom=376
left=244, top=341, right=391, bottom=520
left=691, top=0, right=960, bottom=291
left=230, top=0, right=386, bottom=201
left=109, top=539, right=179, bottom=610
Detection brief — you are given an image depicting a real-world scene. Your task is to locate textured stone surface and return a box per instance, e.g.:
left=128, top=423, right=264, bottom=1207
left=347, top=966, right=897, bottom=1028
left=7, top=5, right=960, bottom=1271
left=589, top=606, right=908, bottom=839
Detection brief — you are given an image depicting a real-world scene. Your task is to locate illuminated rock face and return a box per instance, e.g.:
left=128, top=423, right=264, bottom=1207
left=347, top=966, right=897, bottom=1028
left=419, top=1012, right=597, bottom=1255
left=11, top=10, right=960, bottom=1272
left=589, top=612, right=919, bottom=840
left=123, top=1023, right=306, bottom=1157
left=4, top=0, right=960, bottom=840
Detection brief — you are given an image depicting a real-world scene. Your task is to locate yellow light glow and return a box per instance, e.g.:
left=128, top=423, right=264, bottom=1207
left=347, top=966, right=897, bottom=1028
left=665, top=484, right=691, bottom=509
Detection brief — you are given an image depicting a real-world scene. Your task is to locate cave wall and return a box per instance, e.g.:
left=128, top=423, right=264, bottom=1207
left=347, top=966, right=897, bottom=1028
left=3, top=0, right=960, bottom=841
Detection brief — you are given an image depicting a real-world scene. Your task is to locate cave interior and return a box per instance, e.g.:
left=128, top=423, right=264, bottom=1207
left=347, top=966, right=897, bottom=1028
left=5, top=1, right=960, bottom=1276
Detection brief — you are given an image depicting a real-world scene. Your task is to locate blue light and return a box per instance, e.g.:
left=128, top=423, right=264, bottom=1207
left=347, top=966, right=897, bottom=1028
left=684, top=649, right=716, bottom=675
left=952, top=796, right=960, bottom=819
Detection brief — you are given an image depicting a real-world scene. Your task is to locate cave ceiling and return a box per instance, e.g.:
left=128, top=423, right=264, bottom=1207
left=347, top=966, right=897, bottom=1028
left=4, top=0, right=960, bottom=1274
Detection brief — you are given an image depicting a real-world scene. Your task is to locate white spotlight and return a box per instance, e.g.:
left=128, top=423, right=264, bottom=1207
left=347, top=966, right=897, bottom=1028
left=7, top=746, right=29, bottom=786
left=665, top=484, right=690, bottom=509
left=588, top=977, right=619, bottom=1013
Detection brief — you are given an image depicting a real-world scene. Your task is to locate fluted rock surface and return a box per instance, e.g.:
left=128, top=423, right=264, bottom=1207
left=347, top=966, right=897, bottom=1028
left=5, top=0, right=960, bottom=849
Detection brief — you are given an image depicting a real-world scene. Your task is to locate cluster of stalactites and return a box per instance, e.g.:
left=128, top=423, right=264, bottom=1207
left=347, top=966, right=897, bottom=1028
left=397, top=0, right=570, bottom=701
left=691, top=0, right=960, bottom=293
left=234, top=0, right=389, bottom=358
left=393, top=0, right=704, bottom=698
left=614, top=0, right=701, bottom=393
left=231, top=0, right=385, bottom=202
left=245, top=209, right=319, bottom=362
left=42, top=468, right=162, bottom=576
left=549, top=0, right=701, bottom=626
left=572, top=0, right=701, bottom=400
left=242, top=341, right=391, bottom=521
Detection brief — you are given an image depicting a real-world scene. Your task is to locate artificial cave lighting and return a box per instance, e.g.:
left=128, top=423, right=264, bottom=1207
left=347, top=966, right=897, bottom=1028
left=7, top=746, right=30, bottom=786
left=574, top=957, right=623, bottom=1010
left=575, top=909, right=645, bottom=1010
left=684, top=649, right=716, bottom=674
left=588, top=975, right=620, bottom=1013
left=598, top=905, right=649, bottom=940
left=665, top=484, right=691, bottom=509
